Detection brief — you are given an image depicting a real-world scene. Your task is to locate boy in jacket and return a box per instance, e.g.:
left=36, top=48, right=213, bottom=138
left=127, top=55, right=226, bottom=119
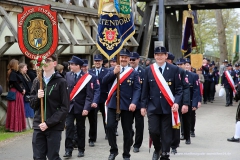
left=30, top=54, right=69, bottom=160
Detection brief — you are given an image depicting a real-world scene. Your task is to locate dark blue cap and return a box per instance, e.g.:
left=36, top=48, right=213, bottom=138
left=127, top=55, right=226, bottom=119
left=211, top=61, right=215, bottom=65
left=94, top=54, right=103, bottom=61
left=110, top=56, right=117, bottom=62
left=176, top=58, right=185, bottom=65
left=120, top=48, right=130, bottom=57
left=209, top=64, right=213, bottom=67
left=235, top=63, right=239, bottom=67
left=227, top=64, right=232, bottom=67
left=167, top=52, right=175, bottom=60
left=130, top=52, right=140, bottom=59
left=68, top=56, right=84, bottom=66
left=184, top=58, right=191, bottom=64
left=154, top=46, right=167, bottom=54
left=82, top=59, right=88, bottom=66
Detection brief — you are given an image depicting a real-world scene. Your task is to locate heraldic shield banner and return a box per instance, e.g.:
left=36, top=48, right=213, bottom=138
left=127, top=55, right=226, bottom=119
left=96, top=0, right=135, bottom=60
left=17, top=5, right=58, bottom=60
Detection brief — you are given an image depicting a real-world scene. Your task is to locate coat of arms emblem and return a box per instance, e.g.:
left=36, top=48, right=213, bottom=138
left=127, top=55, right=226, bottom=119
left=28, top=19, right=48, bottom=50
left=17, top=5, right=58, bottom=59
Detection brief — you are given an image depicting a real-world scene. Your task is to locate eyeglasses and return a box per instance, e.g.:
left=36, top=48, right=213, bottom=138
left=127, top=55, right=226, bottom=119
left=130, top=59, right=136, bottom=61
left=45, top=59, right=54, bottom=63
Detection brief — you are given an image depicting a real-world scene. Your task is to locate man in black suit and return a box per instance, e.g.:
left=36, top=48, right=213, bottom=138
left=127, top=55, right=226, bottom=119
left=141, top=46, right=182, bottom=160
left=102, top=49, right=141, bottom=160
left=63, top=56, right=94, bottom=158
left=89, top=54, right=109, bottom=139
left=221, top=64, right=237, bottom=106
left=129, top=52, right=145, bottom=153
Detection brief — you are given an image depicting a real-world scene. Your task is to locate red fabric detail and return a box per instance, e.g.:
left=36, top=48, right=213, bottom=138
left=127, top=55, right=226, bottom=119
left=225, top=71, right=236, bottom=94
left=70, top=73, right=89, bottom=100
left=105, top=68, right=134, bottom=106
left=150, top=65, right=179, bottom=125
left=5, top=88, right=26, bottom=132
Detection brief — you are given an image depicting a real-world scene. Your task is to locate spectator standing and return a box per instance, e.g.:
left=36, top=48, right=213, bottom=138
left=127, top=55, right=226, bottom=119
left=5, top=59, right=26, bottom=132
left=27, top=60, right=37, bottom=82
left=18, top=63, right=34, bottom=129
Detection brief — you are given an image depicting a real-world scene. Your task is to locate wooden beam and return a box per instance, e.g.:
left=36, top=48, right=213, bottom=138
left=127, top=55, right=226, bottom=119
left=0, top=7, right=17, bottom=41
left=58, top=25, right=71, bottom=44
left=58, top=14, right=79, bottom=45
left=2, top=0, right=98, bottom=16
left=0, top=42, right=14, bottom=57
left=89, top=46, right=97, bottom=54
left=141, top=4, right=156, bottom=58
left=75, top=16, right=95, bottom=44
left=133, top=3, right=151, bottom=52
left=56, top=44, right=69, bottom=56
left=5, top=36, right=16, bottom=42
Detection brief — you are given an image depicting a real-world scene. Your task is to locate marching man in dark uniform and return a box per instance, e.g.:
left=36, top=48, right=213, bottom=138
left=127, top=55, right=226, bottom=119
left=141, top=46, right=182, bottom=160
left=89, top=54, right=109, bottom=140
left=184, top=58, right=200, bottom=141
left=102, top=49, right=141, bottom=160
left=129, top=52, right=145, bottom=153
left=221, top=64, right=237, bottom=107
left=81, top=59, right=100, bottom=147
left=64, top=56, right=94, bottom=158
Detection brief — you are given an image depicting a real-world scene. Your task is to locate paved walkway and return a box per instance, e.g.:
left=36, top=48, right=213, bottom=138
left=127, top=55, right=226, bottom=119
left=0, top=85, right=239, bottom=160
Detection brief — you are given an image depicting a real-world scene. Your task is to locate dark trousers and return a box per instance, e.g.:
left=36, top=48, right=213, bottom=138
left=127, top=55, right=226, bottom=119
left=98, top=102, right=106, bottom=133
left=225, top=88, right=233, bottom=105
left=148, top=113, right=172, bottom=158
left=191, top=110, right=196, bottom=132
left=133, top=109, right=144, bottom=149
left=203, top=80, right=210, bottom=102
left=32, top=129, right=62, bottom=160
left=87, top=108, right=98, bottom=142
left=65, top=110, right=86, bottom=152
left=106, top=108, right=133, bottom=158
left=171, top=110, right=181, bottom=149
left=182, top=109, right=191, bottom=140
left=209, top=82, right=215, bottom=101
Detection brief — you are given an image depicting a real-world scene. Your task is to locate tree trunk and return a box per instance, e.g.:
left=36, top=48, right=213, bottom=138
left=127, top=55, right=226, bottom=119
left=215, top=10, right=228, bottom=63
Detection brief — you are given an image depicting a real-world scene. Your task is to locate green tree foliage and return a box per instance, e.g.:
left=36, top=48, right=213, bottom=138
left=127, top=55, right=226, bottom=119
left=194, top=9, right=240, bottom=62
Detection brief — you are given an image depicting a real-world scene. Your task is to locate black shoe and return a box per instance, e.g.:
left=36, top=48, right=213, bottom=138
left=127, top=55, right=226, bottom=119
left=108, top=153, right=118, bottom=160
left=180, top=135, right=185, bottom=140
left=204, top=101, right=207, bottom=104
left=185, top=139, right=191, bottom=144
left=171, top=148, right=177, bottom=155
left=123, top=158, right=130, bottom=160
left=105, top=135, right=108, bottom=140
left=89, top=141, right=95, bottom=147
left=78, top=151, right=84, bottom=157
left=190, top=132, right=195, bottom=137
left=63, top=151, right=72, bottom=158
left=116, top=131, right=119, bottom=136
left=133, top=147, right=139, bottom=153
left=227, top=137, right=240, bottom=142
left=225, top=104, right=229, bottom=107
left=210, top=100, right=213, bottom=103
left=152, top=151, right=160, bottom=160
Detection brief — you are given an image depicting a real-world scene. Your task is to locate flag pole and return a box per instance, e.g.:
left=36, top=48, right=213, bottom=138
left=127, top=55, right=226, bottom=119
left=116, top=53, right=121, bottom=121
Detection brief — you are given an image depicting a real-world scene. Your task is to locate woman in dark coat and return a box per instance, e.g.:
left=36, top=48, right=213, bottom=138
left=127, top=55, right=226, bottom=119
left=5, top=59, right=26, bottom=132
left=27, top=60, right=37, bottom=82
left=18, top=63, right=34, bottom=129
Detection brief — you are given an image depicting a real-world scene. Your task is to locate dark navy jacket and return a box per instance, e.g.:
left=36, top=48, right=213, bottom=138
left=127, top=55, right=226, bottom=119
left=185, top=71, right=199, bottom=108
left=102, top=67, right=141, bottom=111
left=202, top=64, right=209, bottom=81
left=88, top=72, right=100, bottom=106
left=65, top=71, right=94, bottom=114
left=135, top=66, right=145, bottom=109
left=89, top=67, right=109, bottom=103
left=221, top=70, right=237, bottom=89
left=178, top=68, right=190, bottom=107
left=141, top=63, right=182, bottom=114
